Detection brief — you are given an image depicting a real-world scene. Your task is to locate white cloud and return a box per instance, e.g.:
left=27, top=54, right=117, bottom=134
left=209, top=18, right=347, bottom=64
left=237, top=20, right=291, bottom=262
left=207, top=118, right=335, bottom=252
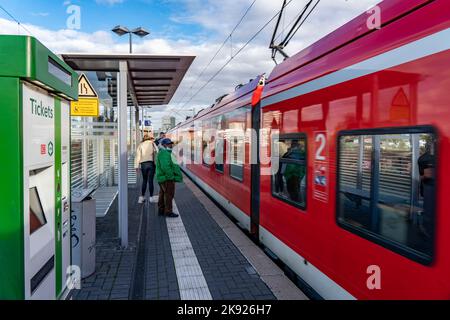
left=0, top=0, right=380, bottom=130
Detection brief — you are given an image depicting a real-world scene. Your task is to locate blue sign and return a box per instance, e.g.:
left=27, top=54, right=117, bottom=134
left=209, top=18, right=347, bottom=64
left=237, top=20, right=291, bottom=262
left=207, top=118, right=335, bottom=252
left=139, top=120, right=152, bottom=126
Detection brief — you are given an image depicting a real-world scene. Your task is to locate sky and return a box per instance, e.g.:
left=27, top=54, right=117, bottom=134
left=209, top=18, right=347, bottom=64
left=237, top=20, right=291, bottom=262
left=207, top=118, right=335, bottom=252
left=0, top=0, right=380, bottom=129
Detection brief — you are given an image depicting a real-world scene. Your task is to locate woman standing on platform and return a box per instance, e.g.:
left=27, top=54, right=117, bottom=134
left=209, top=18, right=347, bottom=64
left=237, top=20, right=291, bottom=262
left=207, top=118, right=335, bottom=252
left=135, top=135, right=159, bottom=204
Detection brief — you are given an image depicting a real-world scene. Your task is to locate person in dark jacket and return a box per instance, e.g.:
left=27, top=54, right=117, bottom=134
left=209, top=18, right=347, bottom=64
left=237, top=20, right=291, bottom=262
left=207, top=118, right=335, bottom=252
left=155, top=132, right=166, bottom=146
left=156, top=138, right=183, bottom=218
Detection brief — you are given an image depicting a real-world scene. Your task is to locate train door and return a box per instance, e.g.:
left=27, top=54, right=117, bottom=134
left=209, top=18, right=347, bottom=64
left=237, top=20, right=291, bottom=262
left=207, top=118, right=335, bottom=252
left=250, top=103, right=261, bottom=237
left=250, top=77, right=265, bottom=238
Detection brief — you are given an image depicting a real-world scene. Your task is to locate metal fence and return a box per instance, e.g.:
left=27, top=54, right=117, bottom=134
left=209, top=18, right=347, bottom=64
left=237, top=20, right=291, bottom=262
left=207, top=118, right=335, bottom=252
left=71, top=119, right=118, bottom=191
left=71, top=118, right=138, bottom=193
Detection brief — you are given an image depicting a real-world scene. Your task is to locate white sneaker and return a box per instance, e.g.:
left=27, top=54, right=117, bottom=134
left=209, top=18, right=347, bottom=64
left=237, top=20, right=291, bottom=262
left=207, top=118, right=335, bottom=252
left=138, top=196, right=146, bottom=204
left=149, top=195, right=158, bottom=203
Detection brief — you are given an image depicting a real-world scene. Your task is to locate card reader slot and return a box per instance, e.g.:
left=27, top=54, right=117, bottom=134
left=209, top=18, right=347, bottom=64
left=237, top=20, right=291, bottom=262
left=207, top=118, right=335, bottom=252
left=29, top=166, right=52, bottom=176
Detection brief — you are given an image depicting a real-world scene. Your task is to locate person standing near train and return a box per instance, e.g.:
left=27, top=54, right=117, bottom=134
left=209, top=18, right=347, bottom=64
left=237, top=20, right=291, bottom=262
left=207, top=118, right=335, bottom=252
left=155, top=131, right=166, bottom=146
left=135, top=135, right=159, bottom=204
left=156, top=138, right=183, bottom=218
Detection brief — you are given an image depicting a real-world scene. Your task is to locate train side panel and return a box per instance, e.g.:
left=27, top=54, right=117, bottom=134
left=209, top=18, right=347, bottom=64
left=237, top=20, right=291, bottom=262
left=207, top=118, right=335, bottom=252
left=176, top=84, right=259, bottom=230
left=260, top=0, right=450, bottom=299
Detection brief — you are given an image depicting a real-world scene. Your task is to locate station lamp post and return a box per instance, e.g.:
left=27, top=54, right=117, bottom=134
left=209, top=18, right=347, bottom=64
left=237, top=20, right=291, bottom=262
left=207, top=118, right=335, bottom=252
left=112, top=25, right=150, bottom=53
left=111, top=26, right=149, bottom=247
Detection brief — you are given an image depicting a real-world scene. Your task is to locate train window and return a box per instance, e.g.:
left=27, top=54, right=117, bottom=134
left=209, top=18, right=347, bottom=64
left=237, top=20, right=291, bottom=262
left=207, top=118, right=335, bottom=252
left=271, top=134, right=307, bottom=209
left=190, top=130, right=194, bottom=164
left=215, top=137, right=224, bottom=173
left=337, top=128, right=436, bottom=264
left=194, top=121, right=203, bottom=164
left=202, top=120, right=212, bottom=167
left=178, top=135, right=184, bottom=162
left=228, top=108, right=247, bottom=182
left=229, top=135, right=245, bottom=181
left=30, top=187, right=47, bottom=235
left=338, top=135, right=373, bottom=229
left=214, top=116, right=225, bottom=174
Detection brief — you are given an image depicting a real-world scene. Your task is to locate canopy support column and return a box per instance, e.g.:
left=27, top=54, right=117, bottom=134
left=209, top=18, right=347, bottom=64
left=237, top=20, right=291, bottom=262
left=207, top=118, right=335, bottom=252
left=118, top=60, right=129, bottom=248
left=135, top=107, right=141, bottom=146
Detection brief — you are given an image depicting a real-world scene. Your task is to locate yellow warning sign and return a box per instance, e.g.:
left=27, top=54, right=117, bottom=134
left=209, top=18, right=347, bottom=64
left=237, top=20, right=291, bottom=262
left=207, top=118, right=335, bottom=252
left=78, top=74, right=98, bottom=98
left=71, top=73, right=100, bottom=117
left=71, top=98, right=99, bottom=117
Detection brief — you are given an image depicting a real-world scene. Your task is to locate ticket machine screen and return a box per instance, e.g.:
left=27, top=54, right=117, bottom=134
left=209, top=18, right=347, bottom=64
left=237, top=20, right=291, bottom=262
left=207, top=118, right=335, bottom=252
left=29, top=187, right=47, bottom=235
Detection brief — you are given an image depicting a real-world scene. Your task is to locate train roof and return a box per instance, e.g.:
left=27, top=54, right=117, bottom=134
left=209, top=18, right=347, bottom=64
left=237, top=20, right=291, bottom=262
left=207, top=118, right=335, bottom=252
left=170, top=0, right=432, bottom=133
left=267, top=0, right=430, bottom=83
left=210, top=76, right=263, bottom=111
left=171, top=75, right=263, bottom=129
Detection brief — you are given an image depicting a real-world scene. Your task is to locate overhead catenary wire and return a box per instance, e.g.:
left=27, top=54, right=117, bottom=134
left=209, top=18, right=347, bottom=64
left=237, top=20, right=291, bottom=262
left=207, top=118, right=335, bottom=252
left=274, top=9, right=303, bottom=43
left=132, top=1, right=258, bottom=125
left=272, top=0, right=311, bottom=46
left=178, top=0, right=295, bottom=111
left=269, top=0, right=288, bottom=52
left=270, top=0, right=321, bottom=63
left=279, top=0, right=314, bottom=48
left=0, top=4, right=35, bottom=37
left=282, top=0, right=321, bottom=47
left=172, top=0, right=258, bottom=109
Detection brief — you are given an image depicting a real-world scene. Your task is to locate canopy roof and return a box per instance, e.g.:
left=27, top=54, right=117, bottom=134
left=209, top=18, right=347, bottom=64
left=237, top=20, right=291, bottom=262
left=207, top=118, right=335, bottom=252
left=61, top=53, right=195, bottom=106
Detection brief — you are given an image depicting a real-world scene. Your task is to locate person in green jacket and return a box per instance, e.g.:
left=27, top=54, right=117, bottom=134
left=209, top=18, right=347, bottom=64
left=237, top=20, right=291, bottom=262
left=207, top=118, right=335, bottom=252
left=156, top=138, right=183, bottom=218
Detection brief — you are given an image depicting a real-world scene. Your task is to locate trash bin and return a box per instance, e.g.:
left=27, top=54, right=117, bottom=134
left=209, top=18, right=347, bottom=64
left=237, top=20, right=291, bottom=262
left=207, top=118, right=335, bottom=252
left=71, top=188, right=96, bottom=279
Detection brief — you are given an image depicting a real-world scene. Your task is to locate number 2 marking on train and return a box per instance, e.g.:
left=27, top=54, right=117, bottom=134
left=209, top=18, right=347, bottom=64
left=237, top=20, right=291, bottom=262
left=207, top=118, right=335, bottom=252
left=315, top=133, right=327, bottom=161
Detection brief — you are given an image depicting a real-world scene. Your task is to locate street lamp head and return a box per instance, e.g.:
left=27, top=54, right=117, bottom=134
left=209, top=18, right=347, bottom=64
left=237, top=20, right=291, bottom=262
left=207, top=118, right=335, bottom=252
left=132, top=27, right=150, bottom=38
left=112, top=25, right=130, bottom=36
left=112, top=25, right=150, bottom=53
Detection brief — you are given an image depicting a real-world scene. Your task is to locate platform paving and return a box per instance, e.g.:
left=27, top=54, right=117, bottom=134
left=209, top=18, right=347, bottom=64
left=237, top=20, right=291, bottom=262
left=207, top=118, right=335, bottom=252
left=173, top=182, right=275, bottom=300
left=144, top=186, right=181, bottom=300
left=183, top=178, right=308, bottom=300
left=71, top=174, right=305, bottom=300
left=71, top=186, right=142, bottom=300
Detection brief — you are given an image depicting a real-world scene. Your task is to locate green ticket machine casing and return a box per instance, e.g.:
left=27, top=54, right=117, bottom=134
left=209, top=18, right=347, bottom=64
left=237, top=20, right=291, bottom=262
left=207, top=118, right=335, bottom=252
left=0, top=35, right=78, bottom=300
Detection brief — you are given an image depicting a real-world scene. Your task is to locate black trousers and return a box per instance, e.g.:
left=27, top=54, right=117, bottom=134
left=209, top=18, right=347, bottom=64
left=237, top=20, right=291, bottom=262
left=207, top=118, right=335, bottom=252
left=140, top=161, right=155, bottom=196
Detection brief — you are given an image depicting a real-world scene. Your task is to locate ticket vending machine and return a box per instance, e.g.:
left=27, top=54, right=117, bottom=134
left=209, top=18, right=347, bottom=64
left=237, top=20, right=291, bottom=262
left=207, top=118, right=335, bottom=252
left=0, top=36, right=78, bottom=300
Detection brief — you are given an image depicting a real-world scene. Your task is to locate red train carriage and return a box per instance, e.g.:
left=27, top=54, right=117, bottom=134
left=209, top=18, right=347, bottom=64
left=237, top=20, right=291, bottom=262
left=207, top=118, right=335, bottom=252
left=169, top=0, right=450, bottom=299
left=170, top=78, right=261, bottom=231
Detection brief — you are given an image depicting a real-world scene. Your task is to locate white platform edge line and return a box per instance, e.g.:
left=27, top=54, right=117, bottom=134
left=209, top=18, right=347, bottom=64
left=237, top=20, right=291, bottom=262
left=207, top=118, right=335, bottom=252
left=181, top=170, right=309, bottom=300
left=166, top=200, right=213, bottom=300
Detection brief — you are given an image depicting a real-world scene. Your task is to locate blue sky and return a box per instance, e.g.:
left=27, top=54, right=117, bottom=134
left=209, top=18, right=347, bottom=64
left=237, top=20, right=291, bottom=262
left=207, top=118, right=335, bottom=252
left=0, top=0, right=206, bottom=41
left=0, top=0, right=380, bottom=129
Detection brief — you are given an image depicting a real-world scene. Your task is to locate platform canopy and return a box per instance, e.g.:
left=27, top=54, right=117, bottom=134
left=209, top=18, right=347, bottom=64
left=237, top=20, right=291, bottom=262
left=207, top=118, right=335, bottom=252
left=60, top=53, right=195, bottom=249
left=61, top=53, right=195, bottom=106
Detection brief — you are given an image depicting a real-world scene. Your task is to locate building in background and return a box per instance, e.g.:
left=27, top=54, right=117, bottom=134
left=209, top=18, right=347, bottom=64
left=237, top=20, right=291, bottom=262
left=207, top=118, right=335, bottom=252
left=161, top=115, right=176, bottom=132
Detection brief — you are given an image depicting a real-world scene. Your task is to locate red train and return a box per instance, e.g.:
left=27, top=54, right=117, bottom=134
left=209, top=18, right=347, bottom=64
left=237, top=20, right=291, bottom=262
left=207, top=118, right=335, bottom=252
left=168, top=0, right=450, bottom=299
